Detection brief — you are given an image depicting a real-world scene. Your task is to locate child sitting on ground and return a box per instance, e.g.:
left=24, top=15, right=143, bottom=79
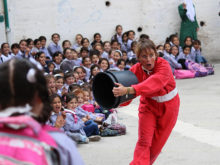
left=55, top=75, right=66, bottom=97
left=49, top=94, right=101, bottom=143
left=63, top=94, right=101, bottom=141
left=191, top=39, right=207, bottom=65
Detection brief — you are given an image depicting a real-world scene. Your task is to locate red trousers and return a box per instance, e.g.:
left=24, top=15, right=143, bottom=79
left=130, top=94, right=180, bottom=165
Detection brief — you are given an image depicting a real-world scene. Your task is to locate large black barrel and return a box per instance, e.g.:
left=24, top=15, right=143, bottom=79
left=92, top=70, right=138, bottom=110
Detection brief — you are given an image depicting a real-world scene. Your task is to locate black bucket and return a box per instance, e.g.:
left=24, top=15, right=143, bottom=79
left=92, top=70, right=138, bottom=110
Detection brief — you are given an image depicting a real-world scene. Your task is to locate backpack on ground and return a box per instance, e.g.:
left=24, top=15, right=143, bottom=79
left=185, top=60, right=208, bottom=77
left=107, top=123, right=126, bottom=135
left=0, top=115, right=59, bottom=165
left=174, top=69, right=195, bottom=79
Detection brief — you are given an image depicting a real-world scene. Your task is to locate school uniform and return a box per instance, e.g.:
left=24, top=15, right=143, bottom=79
left=163, top=53, right=182, bottom=73
left=82, top=66, right=90, bottom=81
left=40, top=46, right=51, bottom=59
left=176, top=52, right=195, bottom=62
left=101, top=51, right=109, bottom=59
left=73, top=58, right=82, bottom=66
left=129, top=57, right=180, bottom=165
left=47, top=42, right=62, bottom=57
left=111, top=34, right=123, bottom=45
left=127, top=50, right=136, bottom=60
left=72, top=44, right=82, bottom=53
left=121, top=42, right=129, bottom=52
left=1, top=53, right=14, bottom=63
left=127, top=39, right=133, bottom=52
left=60, top=59, right=75, bottom=72
left=191, top=47, right=207, bottom=64
left=53, top=62, right=61, bottom=70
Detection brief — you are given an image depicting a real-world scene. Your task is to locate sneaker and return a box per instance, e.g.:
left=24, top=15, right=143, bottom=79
left=78, top=136, right=89, bottom=144
left=88, top=135, right=101, bottom=142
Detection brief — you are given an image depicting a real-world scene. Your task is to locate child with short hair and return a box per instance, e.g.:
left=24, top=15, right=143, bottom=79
left=191, top=39, right=207, bottom=64
left=111, top=40, right=119, bottom=50
left=127, top=41, right=137, bottom=60
left=31, top=39, right=41, bottom=57
left=116, top=59, right=126, bottom=71
left=80, top=47, right=89, bottom=59
left=177, top=45, right=195, bottom=62
left=72, top=49, right=82, bottom=66
left=11, top=43, right=20, bottom=56
left=39, top=36, right=51, bottom=59
left=82, top=56, right=91, bottom=81
left=52, top=51, right=63, bottom=70
left=64, top=71, right=75, bottom=90
left=90, top=50, right=100, bottom=65
left=60, top=48, right=76, bottom=72
left=47, top=33, right=62, bottom=57
left=63, top=93, right=101, bottom=141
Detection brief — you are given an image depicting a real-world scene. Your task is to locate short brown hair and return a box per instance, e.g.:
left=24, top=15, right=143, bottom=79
left=135, top=39, right=158, bottom=58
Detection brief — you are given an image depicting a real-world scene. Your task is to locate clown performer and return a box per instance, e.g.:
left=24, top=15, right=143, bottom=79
left=112, top=39, right=180, bottom=165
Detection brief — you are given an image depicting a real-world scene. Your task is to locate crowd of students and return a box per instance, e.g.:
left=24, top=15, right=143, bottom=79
left=0, top=24, right=212, bottom=144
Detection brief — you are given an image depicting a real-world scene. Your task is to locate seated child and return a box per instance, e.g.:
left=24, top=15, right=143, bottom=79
left=63, top=71, right=75, bottom=90
left=177, top=45, right=195, bottom=62
left=164, top=45, right=182, bottom=73
left=64, top=94, right=101, bottom=141
left=49, top=94, right=101, bottom=143
left=54, top=75, right=66, bottom=96
left=191, top=39, right=207, bottom=64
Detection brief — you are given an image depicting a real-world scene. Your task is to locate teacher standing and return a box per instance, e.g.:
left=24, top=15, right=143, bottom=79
left=112, top=39, right=180, bottom=165
left=179, top=0, right=199, bottom=46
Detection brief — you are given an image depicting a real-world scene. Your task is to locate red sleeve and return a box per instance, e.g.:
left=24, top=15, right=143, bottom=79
left=131, top=59, right=172, bottom=97
left=119, top=100, right=132, bottom=107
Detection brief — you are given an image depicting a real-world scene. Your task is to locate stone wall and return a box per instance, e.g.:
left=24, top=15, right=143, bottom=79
left=1, top=0, right=220, bottom=62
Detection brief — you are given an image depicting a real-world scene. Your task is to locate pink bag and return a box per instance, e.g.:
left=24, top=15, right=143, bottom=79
left=174, top=69, right=195, bottom=79
left=0, top=115, right=58, bottom=165
left=81, top=104, right=95, bottom=113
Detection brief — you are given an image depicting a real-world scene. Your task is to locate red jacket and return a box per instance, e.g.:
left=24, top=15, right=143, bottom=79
left=128, top=57, right=177, bottom=111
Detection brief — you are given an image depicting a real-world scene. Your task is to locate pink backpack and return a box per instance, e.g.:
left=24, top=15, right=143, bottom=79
left=174, top=69, right=195, bottom=79
left=0, top=115, right=59, bottom=165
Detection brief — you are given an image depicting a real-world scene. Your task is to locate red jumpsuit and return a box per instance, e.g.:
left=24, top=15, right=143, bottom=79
left=129, top=57, right=180, bottom=165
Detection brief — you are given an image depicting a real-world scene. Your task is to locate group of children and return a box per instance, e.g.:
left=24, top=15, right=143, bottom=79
left=157, top=34, right=213, bottom=76
left=0, top=25, right=213, bottom=144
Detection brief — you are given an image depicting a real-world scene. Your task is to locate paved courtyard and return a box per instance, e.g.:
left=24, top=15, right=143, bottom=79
left=78, top=64, right=220, bottom=165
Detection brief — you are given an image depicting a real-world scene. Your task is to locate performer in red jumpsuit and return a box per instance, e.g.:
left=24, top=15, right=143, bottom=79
left=113, top=39, right=180, bottom=165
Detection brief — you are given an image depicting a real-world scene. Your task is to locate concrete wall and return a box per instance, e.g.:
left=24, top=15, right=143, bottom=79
left=0, top=0, right=220, bottom=62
